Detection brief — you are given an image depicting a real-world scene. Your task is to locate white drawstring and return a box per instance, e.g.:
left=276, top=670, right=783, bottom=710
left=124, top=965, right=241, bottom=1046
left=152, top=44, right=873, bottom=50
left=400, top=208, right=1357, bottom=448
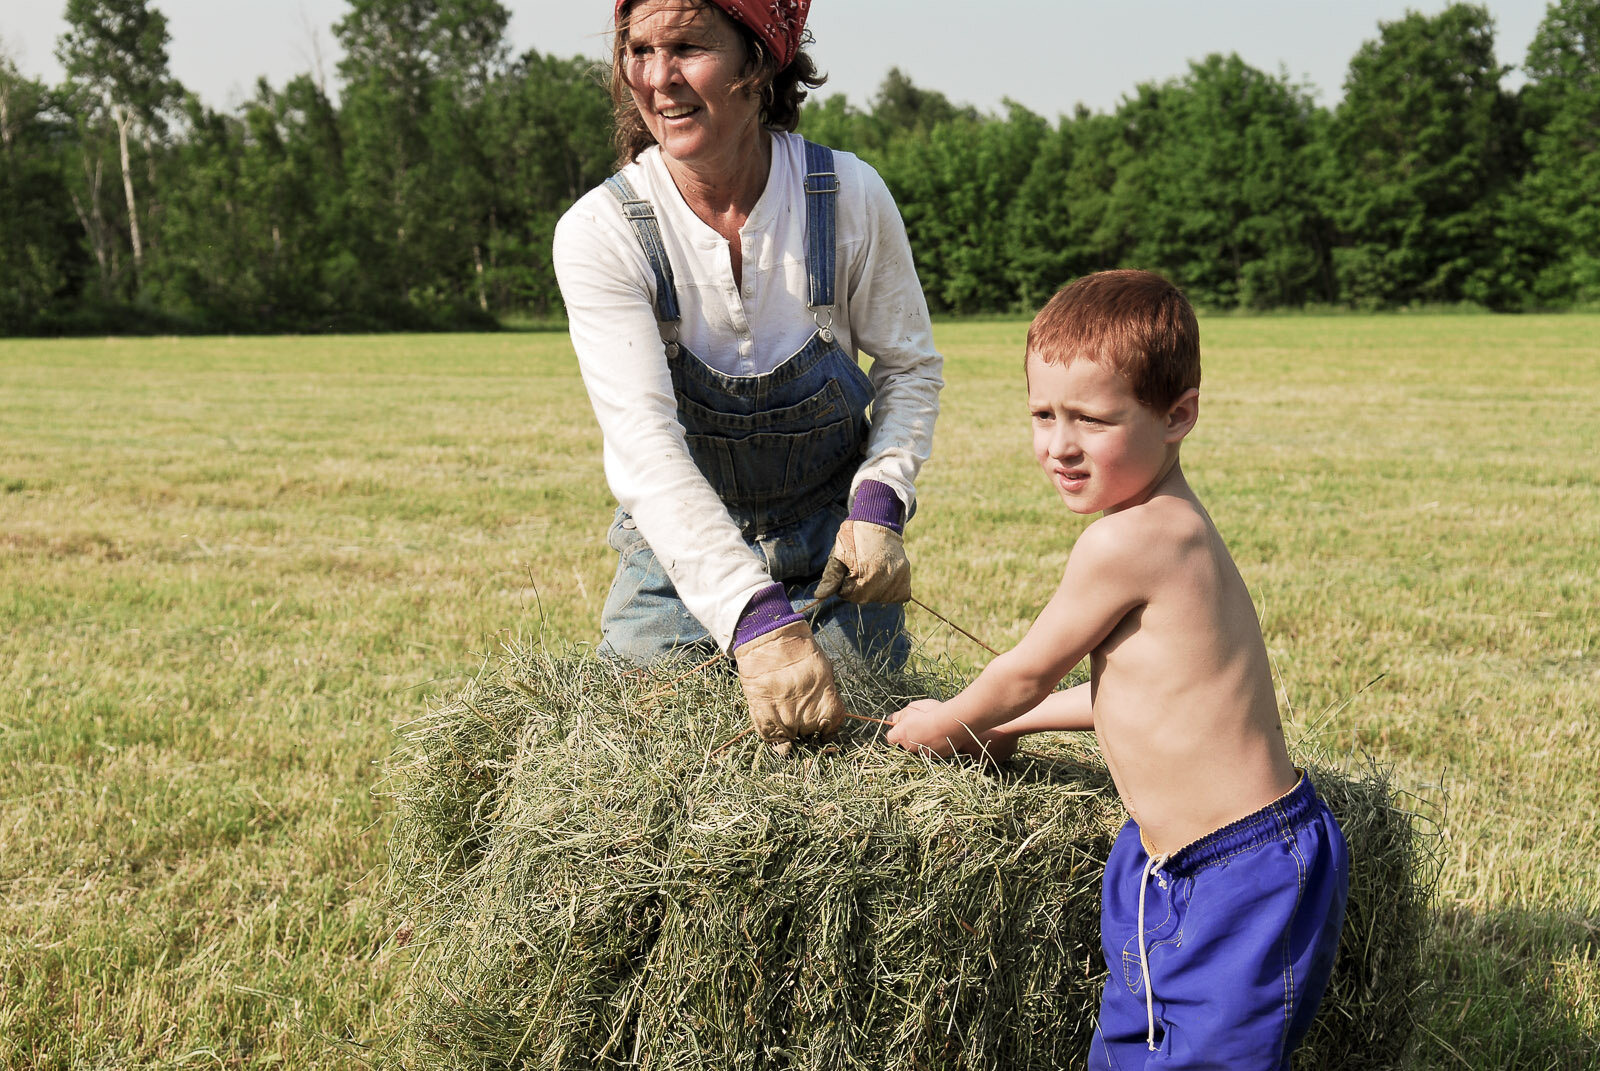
left=1137, top=850, right=1172, bottom=1051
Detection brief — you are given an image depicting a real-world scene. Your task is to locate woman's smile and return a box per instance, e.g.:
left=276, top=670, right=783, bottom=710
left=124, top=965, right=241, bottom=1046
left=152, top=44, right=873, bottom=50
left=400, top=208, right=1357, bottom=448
left=624, top=0, right=764, bottom=177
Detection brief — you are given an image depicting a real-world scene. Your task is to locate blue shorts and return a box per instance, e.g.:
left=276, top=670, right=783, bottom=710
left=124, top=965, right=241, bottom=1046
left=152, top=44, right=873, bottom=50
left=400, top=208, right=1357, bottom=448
left=1088, top=773, right=1349, bottom=1070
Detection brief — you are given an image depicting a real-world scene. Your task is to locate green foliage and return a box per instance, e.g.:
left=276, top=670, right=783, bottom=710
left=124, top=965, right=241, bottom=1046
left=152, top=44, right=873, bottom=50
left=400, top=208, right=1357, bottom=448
left=0, top=60, right=80, bottom=332
left=1108, top=55, right=1331, bottom=310
left=473, top=49, right=615, bottom=314
left=333, top=0, right=513, bottom=320
left=1003, top=108, right=1130, bottom=309
left=4, top=2, right=1600, bottom=331
left=1514, top=0, right=1600, bottom=306
left=55, top=0, right=182, bottom=299
left=875, top=102, right=1051, bottom=313
left=55, top=0, right=178, bottom=123
left=1322, top=4, right=1521, bottom=309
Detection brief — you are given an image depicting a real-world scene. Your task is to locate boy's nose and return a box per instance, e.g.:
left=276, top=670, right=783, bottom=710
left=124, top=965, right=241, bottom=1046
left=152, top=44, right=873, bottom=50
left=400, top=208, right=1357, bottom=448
left=1049, top=427, right=1080, bottom=460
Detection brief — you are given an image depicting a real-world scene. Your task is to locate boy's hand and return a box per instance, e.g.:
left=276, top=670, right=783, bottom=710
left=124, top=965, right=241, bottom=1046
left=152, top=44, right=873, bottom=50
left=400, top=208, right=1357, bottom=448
left=887, top=699, right=982, bottom=757
left=972, top=729, right=1019, bottom=763
left=887, top=701, right=1020, bottom=763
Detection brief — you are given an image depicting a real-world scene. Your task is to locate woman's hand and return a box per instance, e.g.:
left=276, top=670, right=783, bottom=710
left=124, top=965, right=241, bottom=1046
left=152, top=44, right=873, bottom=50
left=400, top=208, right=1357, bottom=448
left=816, top=520, right=911, bottom=604
left=733, top=621, right=845, bottom=756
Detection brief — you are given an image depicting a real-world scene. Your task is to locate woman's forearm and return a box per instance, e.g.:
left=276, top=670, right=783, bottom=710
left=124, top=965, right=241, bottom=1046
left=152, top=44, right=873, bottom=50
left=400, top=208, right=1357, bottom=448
left=554, top=213, right=770, bottom=648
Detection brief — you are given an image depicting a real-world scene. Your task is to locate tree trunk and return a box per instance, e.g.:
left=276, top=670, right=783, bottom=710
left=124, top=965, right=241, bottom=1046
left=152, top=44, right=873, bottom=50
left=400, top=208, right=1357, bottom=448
left=69, top=155, right=112, bottom=298
left=114, top=103, right=143, bottom=287
left=141, top=133, right=161, bottom=259
left=473, top=243, right=488, bottom=311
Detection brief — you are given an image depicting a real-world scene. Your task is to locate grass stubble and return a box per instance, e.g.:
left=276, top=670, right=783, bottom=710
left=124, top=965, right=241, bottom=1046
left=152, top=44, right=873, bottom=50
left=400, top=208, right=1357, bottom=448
left=1, top=316, right=1596, bottom=1068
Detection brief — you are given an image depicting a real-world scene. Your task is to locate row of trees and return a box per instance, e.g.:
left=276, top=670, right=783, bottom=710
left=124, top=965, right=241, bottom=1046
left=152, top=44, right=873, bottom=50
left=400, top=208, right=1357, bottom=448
left=2, top=0, right=613, bottom=333
left=2, top=0, right=1597, bottom=334
left=811, top=1, right=1599, bottom=314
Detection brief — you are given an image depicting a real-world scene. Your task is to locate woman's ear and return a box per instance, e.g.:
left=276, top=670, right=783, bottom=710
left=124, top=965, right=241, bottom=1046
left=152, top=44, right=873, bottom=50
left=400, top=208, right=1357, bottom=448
left=1164, top=388, right=1199, bottom=443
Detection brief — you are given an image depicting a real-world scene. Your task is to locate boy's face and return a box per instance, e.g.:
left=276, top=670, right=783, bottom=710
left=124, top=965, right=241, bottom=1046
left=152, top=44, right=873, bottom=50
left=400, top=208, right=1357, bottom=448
left=1026, top=350, right=1194, bottom=515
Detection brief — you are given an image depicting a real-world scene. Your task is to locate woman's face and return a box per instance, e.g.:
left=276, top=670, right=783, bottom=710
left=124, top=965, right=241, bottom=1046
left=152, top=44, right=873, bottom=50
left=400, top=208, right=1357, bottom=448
left=622, top=0, right=763, bottom=176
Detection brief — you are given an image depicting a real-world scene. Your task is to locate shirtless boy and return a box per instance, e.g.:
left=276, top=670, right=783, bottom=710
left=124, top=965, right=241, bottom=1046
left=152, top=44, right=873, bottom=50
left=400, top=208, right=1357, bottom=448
left=887, top=270, right=1349, bottom=1069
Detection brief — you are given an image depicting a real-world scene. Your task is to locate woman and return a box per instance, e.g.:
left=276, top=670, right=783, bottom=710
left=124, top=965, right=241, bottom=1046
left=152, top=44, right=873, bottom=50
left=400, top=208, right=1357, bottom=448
left=553, top=0, right=943, bottom=753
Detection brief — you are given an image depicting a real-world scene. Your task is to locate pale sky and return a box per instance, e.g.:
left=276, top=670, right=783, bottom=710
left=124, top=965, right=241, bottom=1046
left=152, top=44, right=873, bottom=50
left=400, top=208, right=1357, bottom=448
left=1, top=1, right=1551, bottom=118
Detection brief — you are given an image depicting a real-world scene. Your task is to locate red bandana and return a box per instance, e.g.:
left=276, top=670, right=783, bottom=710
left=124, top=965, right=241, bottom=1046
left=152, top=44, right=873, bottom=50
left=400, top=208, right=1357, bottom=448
left=615, top=0, right=812, bottom=70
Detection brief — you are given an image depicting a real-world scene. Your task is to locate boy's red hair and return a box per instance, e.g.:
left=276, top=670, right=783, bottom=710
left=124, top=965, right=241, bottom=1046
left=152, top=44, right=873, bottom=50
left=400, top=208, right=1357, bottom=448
left=1026, top=270, right=1200, bottom=410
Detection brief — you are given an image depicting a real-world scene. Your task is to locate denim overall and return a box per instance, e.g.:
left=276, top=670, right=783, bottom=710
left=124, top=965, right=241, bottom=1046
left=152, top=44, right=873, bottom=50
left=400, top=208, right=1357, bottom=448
left=597, top=141, right=908, bottom=670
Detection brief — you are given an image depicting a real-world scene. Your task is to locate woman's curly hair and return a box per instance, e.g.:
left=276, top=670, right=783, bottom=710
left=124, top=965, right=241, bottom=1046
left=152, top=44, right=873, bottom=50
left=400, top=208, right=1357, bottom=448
left=610, top=1, right=827, bottom=166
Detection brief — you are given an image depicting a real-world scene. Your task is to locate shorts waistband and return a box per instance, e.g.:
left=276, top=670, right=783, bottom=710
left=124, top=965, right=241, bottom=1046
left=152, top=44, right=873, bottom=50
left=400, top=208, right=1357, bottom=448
left=1162, top=771, right=1325, bottom=876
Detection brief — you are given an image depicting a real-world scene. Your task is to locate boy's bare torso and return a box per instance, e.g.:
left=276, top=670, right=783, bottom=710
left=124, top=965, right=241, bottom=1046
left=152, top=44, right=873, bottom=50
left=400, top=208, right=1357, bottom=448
left=1087, top=480, right=1297, bottom=854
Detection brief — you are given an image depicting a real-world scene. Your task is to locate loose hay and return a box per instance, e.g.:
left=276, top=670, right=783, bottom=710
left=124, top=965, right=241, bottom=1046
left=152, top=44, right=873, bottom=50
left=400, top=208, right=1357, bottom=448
left=385, top=642, right=1439, bottom=1070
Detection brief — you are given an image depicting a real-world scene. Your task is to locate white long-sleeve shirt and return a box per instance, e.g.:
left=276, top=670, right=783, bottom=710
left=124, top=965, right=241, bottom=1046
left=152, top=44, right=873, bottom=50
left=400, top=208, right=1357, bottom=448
left=553, top=131, right=943, bottom=650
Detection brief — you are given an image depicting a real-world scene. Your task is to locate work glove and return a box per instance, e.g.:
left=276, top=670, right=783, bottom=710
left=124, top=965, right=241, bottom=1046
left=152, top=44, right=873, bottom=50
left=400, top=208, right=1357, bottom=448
left=815, top=520, right=911, bottom=604
left=816, top=480, right=912, bottom=604
left=733, top=620, right=846, bottom=756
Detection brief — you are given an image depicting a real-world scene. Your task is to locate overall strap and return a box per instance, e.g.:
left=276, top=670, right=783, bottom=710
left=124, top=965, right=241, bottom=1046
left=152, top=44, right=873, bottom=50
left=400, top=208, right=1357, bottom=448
left=802, top=140, right=838, bottom=311
left=603, top=172, right=682, bottom=325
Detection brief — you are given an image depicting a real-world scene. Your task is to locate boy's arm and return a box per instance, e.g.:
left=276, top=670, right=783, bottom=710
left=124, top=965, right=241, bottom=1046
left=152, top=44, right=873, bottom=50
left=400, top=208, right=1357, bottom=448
left=985, top=682, right=1094, bottom=737
left=887, top=520, right=1144, bottom=755
left=886, top=686, right=1088, bottom=761
left=959, top=684, right=1092, bottom=762
left=902, top=681, right=1088, bottom=755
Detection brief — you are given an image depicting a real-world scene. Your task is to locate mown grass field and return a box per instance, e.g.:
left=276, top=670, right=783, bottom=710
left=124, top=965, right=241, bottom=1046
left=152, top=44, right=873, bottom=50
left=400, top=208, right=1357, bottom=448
left=1, top=317, right=1596, bottom=1069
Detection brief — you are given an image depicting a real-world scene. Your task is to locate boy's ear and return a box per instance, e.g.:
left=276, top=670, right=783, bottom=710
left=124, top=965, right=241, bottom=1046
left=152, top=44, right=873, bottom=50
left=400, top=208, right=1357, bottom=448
left=1163, top=388, right=1199, bottom=443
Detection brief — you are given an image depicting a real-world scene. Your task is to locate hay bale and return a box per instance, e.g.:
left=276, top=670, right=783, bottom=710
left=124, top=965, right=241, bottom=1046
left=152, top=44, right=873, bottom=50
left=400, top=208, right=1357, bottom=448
left=385, top=643, right=1438, bottom=1070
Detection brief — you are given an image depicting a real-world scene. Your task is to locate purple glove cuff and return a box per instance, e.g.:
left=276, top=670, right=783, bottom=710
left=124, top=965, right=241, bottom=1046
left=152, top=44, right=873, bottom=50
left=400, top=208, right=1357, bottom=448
left=733, top=582, right=802, bottom=649
left=849, top=479, right=906, bottom=534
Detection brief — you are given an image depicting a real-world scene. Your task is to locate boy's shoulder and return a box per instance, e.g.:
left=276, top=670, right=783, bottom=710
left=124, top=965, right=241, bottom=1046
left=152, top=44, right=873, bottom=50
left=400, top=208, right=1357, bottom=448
left=1077, top=492, right=1210, bottom=563
left=1057, top=499, right=1210, bottom=617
